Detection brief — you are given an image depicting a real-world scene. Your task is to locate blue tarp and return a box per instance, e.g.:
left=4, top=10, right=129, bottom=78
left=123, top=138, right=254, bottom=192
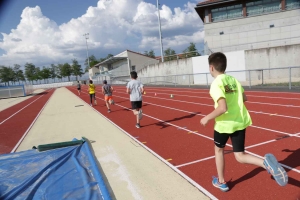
left=0, top=139, right=111, bottom=200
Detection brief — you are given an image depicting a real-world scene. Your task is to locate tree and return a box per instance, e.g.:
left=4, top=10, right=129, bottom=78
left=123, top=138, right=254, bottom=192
left=183, top=42, right=200, bottom=58
left=13, top=64, right=25, bottom=84
left=25, top=63, right=36, bottom=84
left=0, top=66, right=14, bottom=85
left=71, top=59, right=83, bottom=80
left=164, top=48, right=176, bottom=61
left=56, top=64, right=64, bottom=80
left=50, top=64, right=57, bottom=82
left=35, top=67, right=42, bottom=84
left=84, top=55, right=99, bottom=72
left=144, top=50, right=155, bottom=58
left=61, top=63, right=72, bottom=81
left=40, top=67, right=51, bottom=83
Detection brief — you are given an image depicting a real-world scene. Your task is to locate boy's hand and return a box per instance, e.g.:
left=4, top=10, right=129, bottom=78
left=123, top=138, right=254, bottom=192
left=200, top=116, right=209, bottom=126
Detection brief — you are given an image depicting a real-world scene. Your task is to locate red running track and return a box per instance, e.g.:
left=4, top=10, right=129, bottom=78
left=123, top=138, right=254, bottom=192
left=0, top=89, right=55, bottom=154
left=67, top=85, right=300, bottom=200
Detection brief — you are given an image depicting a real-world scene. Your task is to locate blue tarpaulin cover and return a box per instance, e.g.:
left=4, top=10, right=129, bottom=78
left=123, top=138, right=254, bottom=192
left=0, top=139, right=111, bottom=200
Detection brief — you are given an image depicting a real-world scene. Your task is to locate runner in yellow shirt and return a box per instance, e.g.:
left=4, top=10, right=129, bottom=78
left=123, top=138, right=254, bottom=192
left=88, top=80, right=97, bottom=106
left=200, top=52, right=287, bottom=192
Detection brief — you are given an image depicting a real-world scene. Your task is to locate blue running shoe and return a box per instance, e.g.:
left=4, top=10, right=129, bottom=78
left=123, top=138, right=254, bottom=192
left=263, top=153, right=288, bottom=186
left=212, top=176, right=229, bottom=192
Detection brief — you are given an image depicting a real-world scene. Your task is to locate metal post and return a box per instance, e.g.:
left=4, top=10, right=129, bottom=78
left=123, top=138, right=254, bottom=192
left=206, top=73, right=209, bottom=87
left=289, top=67, right=291, bottom=90
left=261, top=70, right=264, bottom=85
left=175, top=75, right=177, bottom=87
left=188, top=74, right=190, bottom=87
left=157, top=0, right=164, bottom=62
left=83, top=33, right=90, bottom=72
left=248, top=70, right=252, bottom=89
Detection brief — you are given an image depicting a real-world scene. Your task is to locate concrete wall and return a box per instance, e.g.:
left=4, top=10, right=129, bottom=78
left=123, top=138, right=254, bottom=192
left=192, top=51, right=247, bottom=85
left=89, top=67, right=100, bottom=78
left=137, top=58, right=194, bottom=85
left=245, top=44, right=300, bottom=84
left=110, top=59, right=129, bottom=77
left=205, top=9, right=300, bottom=52
left=127, top=51, right=159, bottom=72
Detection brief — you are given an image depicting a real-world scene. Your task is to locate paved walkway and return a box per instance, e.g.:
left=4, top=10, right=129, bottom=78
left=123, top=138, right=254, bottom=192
left=16, top=87, right=209, bottom=200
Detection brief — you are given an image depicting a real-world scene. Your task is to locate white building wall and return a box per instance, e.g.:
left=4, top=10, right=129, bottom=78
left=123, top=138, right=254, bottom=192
left=192, top=51, right=246, bottom=85
left=127, top=51, right=159, bottom=72
left=205, top=9, right=300, bottom=52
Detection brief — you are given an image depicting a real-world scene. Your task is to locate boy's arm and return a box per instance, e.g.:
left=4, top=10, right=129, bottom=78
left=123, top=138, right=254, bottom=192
left=102, top=87, right=105, bottom=95
left=243, top=93, right=247, bottom=102
left=200, top=98, right=227, bottom=126
left=126, top=87, right=131, bottom=94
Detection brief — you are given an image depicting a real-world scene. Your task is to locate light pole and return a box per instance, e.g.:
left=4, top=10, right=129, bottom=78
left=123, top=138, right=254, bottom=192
left=83, top=33, right=90, bottom=72
left=157, top=0, right=164, bottom=62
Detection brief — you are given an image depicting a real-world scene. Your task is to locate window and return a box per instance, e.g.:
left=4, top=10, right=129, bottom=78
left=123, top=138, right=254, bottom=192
left=211, top=4, right=243, bottom=22
left=246, top=0, right=280, bottom=16
left=286, top=0, right=300, bottom=9
left=131, top=66, right=136, bottom=71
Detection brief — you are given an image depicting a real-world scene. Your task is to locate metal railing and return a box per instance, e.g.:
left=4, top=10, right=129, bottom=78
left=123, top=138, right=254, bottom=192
left=132, top=66, right=300, bottom=90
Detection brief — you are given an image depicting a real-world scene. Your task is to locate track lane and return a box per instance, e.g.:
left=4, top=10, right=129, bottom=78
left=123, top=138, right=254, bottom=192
left=0, top=89, right=55, bottom=154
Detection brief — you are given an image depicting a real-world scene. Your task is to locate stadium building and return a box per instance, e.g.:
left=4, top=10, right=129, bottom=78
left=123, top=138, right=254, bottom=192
left=195, top=0, right=300, bottom=53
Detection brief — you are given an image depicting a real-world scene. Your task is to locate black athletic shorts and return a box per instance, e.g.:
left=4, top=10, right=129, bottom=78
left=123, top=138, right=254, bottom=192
left=214, top=129, right=246, bottom=152
left=77, top=88, right=81, bottom=90
left=131, top=101, right=142, bottom=109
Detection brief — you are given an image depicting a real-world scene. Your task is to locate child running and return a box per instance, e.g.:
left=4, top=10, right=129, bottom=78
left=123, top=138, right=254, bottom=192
left=102, top=80, right=114, bottom=113
left=76, top=81, right=81, bottom=95
left=88, top=80, right=97, bottom=106
left=126, top=71, right=144, bottom=128
left=200, top=52, right=288, bottom=192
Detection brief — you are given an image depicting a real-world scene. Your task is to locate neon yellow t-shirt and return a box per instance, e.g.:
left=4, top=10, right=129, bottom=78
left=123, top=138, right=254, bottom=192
left=89, top=84, right=95, bottom=94
left=209, top=74, right=252, bottom=134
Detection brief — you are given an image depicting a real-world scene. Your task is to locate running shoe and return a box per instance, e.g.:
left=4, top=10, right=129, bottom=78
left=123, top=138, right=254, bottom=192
left=212, top=176, right=229, bottom=192
left=135, top=123, right=140, bottom=128
left=263, top=153, right=288, bottom=186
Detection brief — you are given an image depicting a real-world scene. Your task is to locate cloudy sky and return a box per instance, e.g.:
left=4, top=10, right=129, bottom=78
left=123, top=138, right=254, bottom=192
left=0, top=0, right=204, bottom=68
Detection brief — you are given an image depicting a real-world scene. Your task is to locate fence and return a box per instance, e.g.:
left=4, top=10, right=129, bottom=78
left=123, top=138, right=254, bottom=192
left=32, top=82, right=74, bottom=89
left=134, top=66, right=300, bottom=90
left=0, top=84, right=33, bottom=99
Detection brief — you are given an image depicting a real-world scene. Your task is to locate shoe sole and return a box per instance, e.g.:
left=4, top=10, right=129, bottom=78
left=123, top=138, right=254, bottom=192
left=264, top=154, right=288, bottom=186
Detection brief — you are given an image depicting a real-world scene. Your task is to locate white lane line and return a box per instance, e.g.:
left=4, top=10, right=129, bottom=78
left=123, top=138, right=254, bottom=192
left=74, top=89, right=218, bottom=200
left=94, top=88, right=300, bottom=172
left=0, top=89, right=52, bottom=125
left=112, top=94, right=297, bottom=137
left=139, top=88, right=300, bottom=100
left=176, top=135, right=296, bottom=168
left=250, top=125, right=293, bottom=136
left=176, top=156, right=216, bottom=168
left=247, top=101, right=300, bottom=108
left=11, top=89, right=56, bottom=153
left=113, top=91, right=300, bottom=120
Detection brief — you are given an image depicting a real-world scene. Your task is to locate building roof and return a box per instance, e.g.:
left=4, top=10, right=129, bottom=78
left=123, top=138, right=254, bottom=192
left=94, top=57, right=127, bottom=67
left=196, top=0, right=237, bottom=7
left=126, top=49, right=158, bottom=60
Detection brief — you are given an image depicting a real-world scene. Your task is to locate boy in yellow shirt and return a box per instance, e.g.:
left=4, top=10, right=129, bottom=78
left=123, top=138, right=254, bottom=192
left=88, top=80, right=97, bottom=106
left=200, top=52, right=288, bottom=192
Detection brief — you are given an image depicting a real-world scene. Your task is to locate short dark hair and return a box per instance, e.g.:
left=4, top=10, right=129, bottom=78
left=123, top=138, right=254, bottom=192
left=208, top=52, right=227, bottom=72
left=130, top=71, right=138, bottom=79
left=89, top=80, right=93, bottom=84
left=103, top=80, right=107, bottom=84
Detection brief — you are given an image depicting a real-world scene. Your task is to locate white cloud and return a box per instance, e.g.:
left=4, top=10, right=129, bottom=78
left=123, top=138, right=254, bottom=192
left=0, top=0, right=204, bottom=67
